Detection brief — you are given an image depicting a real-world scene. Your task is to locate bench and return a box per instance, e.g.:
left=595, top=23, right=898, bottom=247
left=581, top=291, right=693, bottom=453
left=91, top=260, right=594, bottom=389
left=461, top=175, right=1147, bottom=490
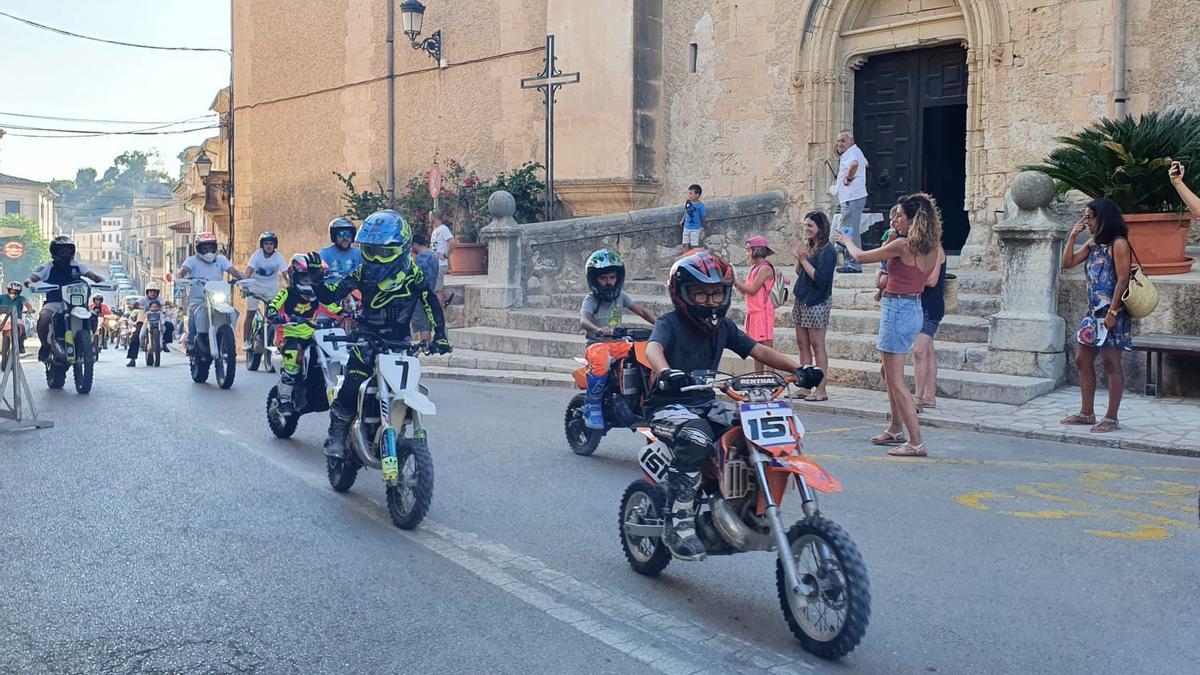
left=1130, top=334, right=1200, bottom=397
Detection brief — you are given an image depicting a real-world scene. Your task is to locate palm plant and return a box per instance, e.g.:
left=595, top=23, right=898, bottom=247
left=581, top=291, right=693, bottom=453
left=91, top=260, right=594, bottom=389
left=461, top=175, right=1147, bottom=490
left=1022, top=110, right=1200, bottom=213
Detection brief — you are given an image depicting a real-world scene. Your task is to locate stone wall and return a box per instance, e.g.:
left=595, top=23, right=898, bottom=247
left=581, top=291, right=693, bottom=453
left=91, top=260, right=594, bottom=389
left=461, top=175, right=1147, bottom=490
left=519, top=191, right=788, bottom=299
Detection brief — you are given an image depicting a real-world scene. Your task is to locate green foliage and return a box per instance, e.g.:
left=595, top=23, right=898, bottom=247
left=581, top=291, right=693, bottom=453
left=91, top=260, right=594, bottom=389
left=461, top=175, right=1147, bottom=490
left=1021, top=110, right=1200, bottom=213
left=336, top=160, right=545, bottom=244
left=0, top=213, right=51, bottom=281
left=53, top=150, right=175, bottom=225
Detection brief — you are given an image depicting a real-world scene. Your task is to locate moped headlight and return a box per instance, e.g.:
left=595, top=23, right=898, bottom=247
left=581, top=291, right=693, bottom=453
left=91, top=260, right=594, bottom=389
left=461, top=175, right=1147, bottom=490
left=211, top=292, right=227, bottom=303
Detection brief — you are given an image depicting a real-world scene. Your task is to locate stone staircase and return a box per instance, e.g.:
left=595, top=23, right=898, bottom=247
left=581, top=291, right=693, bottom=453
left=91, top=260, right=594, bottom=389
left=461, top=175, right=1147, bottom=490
left=426, top=265, right=1059, bottom=404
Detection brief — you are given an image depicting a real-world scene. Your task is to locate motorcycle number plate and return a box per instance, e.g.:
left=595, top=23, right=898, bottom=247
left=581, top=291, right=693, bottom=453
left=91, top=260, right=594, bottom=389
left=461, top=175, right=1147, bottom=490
left=637, top=442, right=673, bottom=483
left=739, top=401, right=800, bottom=447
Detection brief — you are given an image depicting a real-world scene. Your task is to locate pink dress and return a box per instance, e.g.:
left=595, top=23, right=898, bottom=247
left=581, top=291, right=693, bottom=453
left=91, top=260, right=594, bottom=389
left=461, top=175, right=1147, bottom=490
left=744, top=261, right=776, bottom=342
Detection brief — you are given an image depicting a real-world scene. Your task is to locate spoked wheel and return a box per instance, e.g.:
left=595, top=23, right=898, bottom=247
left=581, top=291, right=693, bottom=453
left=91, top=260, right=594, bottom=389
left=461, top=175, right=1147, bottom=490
left=1, top=334, right=11, bottom=372
left=385, top=437, right=434, bottom=530
left=46, top=361, right=67, bottom=389
left=215, top=325, right=237, bottom=389
left=564, top=393, right=604, bottom=456
left=73, top=332, right=94, bottom=394
left=266, top=386, right=300, bottom=439
left=145, top=329, right=161, bottom=367
left=247, top=335, right=262, bottom=371
left=776, top=517, right=871, bottom=660
left=326, top=446, right=360, bottom=493
left=618, top=479, right=672, bottom=575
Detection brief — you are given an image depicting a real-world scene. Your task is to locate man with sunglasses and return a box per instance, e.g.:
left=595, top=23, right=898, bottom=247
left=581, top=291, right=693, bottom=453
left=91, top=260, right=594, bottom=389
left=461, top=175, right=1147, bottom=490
left=319, top=217, right=363, bottom=284
left=307, top=209, right=452, bottom=460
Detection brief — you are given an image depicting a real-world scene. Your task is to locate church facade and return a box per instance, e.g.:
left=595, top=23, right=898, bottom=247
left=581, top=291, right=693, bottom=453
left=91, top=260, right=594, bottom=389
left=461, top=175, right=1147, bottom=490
left=228, top=0, right=1199, bottom=260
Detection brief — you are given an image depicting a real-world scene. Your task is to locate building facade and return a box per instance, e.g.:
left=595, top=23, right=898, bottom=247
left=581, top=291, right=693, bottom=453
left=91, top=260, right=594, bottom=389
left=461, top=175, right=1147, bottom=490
left=0, top=172, right=58, bottom=239
left=228, top=0, right=1200, bottom=262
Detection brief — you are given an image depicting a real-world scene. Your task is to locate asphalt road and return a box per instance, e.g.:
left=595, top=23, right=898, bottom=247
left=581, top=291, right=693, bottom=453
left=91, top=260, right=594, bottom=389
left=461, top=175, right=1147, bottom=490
left=1, top=349, right=1197, bottom=674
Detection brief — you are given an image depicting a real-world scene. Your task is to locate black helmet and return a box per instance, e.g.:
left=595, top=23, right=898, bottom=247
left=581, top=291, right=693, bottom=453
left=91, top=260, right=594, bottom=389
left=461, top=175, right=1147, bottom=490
left=49, top=235, right=76, bottom=263
left=328, top=217, right=357, bottom=244
left=667, top=250, right=734, bottom=334
left=258, top=231, right=278, bottom=248
left=585, top=249, right=626, bottom=303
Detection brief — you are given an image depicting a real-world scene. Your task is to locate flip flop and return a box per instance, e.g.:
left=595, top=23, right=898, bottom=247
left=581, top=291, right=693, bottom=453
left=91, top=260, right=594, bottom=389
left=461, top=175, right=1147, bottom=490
left=804, top=393, right=829, bottom=402
left=870, top=430, right=907, bottom=446
left=1060, top=413, right=1097, bottom=425
left=888, top=442, right=928, bottom=457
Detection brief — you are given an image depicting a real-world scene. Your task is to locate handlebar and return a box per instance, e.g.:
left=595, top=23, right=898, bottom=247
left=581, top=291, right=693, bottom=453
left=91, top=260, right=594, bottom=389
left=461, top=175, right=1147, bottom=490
left=587, top=326, right=653, bottom=342
left=322, top=332, right=432, bottom=356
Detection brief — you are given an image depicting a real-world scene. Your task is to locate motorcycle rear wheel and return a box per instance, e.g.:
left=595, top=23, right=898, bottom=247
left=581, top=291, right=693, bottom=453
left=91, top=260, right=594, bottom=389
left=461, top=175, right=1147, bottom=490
left=386, top=438, right=434, bottom=530
left=265, top=386, right=300, bottom=439
left=326, top=454, right=359, bottom=493
left=73, top=332, right=94, bottom=394
left=619, top=479, right=672, bottom=575
left=564, top=393, right=604, bottom=456
left=776, top=517, right=871, bottom=660
left=215, top=324, right=237, bottom=390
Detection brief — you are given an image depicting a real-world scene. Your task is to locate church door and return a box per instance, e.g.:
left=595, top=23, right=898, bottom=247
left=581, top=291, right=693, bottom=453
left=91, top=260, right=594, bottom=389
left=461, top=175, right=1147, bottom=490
left=853, top=45, right=970, bottom=252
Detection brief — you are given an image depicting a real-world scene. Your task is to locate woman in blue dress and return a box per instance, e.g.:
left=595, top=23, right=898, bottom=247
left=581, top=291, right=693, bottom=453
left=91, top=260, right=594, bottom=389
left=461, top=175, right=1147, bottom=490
left=1060, top=198, right=1132, bottom=433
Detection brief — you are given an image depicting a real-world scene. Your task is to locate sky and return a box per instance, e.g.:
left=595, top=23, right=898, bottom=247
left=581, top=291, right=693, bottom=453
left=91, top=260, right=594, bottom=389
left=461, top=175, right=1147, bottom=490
left=0, top=0, right=231, bottom=183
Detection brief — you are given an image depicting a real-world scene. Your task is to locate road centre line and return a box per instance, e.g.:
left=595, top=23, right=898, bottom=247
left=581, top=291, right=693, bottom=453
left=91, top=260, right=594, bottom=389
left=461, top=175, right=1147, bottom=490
left=224, top=436, right=815, bottom=674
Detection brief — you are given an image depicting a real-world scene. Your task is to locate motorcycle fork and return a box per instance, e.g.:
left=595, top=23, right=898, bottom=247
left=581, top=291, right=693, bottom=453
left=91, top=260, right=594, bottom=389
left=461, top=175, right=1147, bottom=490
left=377, top=378, right=400, bottom=486
left=750, top=449, right=804, bottom=600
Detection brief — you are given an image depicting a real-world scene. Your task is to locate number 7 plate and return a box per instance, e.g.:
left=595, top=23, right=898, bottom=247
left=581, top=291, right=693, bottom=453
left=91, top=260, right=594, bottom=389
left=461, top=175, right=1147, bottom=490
left=739, top=401, right=800, bottom=447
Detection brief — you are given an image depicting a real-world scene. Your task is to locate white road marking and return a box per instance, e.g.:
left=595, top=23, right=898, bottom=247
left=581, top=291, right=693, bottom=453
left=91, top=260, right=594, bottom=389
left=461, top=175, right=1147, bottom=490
left=228, top=438, right=815, bottom=674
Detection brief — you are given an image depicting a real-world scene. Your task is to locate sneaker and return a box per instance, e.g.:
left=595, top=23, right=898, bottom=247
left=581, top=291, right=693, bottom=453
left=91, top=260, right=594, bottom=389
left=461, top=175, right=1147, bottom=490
left=242, top=340, right=252, bottom=351
left=836, top=265, right=863, bottom=273
left=277, top=397, right=296, bottom=415
left=126, top=359, right=136, bottom=367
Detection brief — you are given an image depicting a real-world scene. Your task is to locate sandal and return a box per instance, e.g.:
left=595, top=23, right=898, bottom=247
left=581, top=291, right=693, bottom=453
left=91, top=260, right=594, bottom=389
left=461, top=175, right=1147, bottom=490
left=870, top=430, right=907, bottom=446
left=917, top=398, right=937, bottom=409
left=1091, top=418, right=1120, bottom=433
left=888, top=442, right=928, bottom=457
left=804, top=393, right=829, bottom=402
left=1060, top=413, right=1096, bottom=426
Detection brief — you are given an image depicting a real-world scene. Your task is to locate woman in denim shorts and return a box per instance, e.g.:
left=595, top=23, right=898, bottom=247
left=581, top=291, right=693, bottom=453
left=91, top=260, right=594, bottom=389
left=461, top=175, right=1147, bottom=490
left=913, top=248, right=947, bottom=411
left=836, top=193, right=943, bottom=457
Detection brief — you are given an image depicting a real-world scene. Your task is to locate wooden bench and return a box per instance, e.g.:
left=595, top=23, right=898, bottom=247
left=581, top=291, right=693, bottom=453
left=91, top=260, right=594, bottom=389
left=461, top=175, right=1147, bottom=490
left=1130, top=334, right=1200, bottom=397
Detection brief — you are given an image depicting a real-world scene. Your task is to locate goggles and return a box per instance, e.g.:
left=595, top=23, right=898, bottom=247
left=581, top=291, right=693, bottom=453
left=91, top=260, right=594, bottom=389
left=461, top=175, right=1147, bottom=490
left=362, top=244, right=403, bottom=263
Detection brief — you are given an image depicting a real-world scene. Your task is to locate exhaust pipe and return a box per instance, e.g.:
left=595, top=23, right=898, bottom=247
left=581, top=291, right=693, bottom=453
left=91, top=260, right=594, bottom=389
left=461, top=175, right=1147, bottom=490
left=349, top=420, right=381, bottom=469
left=709, top=495, right=773, bottom=552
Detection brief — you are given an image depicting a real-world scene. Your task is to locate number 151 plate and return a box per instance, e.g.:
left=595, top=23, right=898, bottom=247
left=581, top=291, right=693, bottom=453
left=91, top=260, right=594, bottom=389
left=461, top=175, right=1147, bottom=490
left=739, top=401, right=801, bottom=447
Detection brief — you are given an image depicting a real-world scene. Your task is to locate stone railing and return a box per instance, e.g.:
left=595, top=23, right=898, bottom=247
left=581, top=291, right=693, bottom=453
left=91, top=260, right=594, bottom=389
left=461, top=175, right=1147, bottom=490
left=478, top=190, right=789, bottom=307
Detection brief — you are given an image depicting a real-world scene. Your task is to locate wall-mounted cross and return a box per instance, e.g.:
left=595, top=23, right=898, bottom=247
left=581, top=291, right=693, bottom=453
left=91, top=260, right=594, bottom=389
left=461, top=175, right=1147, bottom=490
left=520, top=34, right=580, bottom=222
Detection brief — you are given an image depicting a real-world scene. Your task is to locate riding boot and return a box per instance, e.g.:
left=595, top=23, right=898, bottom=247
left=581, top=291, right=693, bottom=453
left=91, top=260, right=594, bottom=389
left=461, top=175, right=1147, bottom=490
left=583, top=372, right=607, bottom=430
left=663, top=468, right=706, bottom=561
left=276, top=378, right=296, bottom=415
left=323, top=404, right=355, bottom=459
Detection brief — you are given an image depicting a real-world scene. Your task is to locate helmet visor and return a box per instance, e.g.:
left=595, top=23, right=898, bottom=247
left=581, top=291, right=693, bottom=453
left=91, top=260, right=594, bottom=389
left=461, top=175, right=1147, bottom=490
left=362, top=244, right=403, bottom=263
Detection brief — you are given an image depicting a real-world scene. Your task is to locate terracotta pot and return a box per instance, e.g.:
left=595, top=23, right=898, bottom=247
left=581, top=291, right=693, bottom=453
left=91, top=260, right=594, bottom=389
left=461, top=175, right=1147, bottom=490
left=1124, top=212, right=1193, bottom=276
left=448, top=242, right=487, bottom=276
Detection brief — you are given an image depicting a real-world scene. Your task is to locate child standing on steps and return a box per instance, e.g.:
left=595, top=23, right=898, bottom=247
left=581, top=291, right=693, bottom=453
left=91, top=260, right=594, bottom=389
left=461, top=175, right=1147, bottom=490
left=734, top=236, right=777, bottom=373
left=679, top=184, right=705, bottom=252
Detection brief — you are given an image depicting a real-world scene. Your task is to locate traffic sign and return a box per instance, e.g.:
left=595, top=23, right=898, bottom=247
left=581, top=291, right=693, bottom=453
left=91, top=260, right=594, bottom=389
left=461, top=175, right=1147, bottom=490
left=2, top=241, right=24, bottom=260
left=428, top=165, right=443, bottom=199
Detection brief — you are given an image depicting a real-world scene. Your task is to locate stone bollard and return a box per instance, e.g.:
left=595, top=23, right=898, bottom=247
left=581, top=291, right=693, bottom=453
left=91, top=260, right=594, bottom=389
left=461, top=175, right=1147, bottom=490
left=985, top=171, right=1071, bottom=381
left=477, top=190, right=523, bottom=309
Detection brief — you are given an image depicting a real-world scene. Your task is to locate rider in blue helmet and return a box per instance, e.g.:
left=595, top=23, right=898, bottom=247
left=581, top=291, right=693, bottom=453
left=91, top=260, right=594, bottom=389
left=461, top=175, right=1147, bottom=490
left=308, top=209, right=452, bottom=459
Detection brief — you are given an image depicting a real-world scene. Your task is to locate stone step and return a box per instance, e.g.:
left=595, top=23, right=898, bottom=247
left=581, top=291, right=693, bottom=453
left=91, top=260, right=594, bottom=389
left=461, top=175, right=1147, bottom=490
left=624, top=269, right=1002, bottom=295
left=445, top=327, right=1054, bottom=404
left=523, top=295, right=993, bottom=340
left=424, top=348, right=579, bottom=374
left=423, top=366, right=576, bottom=389
left=829, top=288, right=999, bottom=317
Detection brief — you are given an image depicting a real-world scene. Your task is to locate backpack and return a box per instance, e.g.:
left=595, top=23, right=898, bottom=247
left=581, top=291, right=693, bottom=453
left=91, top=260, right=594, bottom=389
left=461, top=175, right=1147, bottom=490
left=754, top=262, right=789, bottom=308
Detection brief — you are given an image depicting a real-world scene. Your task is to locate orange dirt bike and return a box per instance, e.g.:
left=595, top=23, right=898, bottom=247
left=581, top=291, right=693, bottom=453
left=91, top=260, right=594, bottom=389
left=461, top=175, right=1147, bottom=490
left=564, top=327, right=654, bottom=456
left=618, top=370, right=871, bottom=659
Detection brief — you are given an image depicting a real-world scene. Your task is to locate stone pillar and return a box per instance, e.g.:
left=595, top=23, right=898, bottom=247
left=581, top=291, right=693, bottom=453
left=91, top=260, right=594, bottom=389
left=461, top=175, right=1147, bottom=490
left=985, top=172, right=1071, bottom=381
left=477, top=190, right=523, bottom=309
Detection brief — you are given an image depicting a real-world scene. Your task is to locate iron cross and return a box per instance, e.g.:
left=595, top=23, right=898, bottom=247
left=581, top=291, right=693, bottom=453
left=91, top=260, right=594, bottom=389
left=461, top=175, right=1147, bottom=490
left=521, top=34, right=580, bottom=222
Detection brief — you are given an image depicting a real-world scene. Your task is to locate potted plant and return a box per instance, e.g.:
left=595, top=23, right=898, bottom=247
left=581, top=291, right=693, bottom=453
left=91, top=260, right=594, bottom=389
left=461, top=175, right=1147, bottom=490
left=1023, top=110, right=1200, bottom=275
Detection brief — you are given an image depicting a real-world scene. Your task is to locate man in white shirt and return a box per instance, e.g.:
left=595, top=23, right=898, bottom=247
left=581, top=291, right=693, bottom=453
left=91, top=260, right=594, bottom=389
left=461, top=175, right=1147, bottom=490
left=242, top=231, right=287, bottom=349
left=429, top=210, right=456, bottom=306
left=835, top=130, right=869, bottom=273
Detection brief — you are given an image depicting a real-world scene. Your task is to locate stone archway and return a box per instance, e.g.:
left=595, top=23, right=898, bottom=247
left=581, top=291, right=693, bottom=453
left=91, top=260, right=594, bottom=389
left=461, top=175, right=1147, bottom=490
left=792, top=0, right=1011, bottom=260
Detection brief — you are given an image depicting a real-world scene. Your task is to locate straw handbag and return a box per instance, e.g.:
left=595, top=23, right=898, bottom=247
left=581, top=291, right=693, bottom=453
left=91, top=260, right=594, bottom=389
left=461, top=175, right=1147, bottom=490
left=1121, top=248, right=1158, bottom=319
left=942, top=273, right=960, bottom=314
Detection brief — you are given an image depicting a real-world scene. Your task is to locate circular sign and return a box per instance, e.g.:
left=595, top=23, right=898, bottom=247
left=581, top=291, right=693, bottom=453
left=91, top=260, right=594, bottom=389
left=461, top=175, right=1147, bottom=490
left=428, top=166, right=443, bottom=199
left=2, top=241, right=24, bottom=260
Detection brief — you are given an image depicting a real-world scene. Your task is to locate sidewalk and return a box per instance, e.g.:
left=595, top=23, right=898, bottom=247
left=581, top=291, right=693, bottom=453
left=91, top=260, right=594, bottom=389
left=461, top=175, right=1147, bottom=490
left=790, top=386, right=1200, bottom=458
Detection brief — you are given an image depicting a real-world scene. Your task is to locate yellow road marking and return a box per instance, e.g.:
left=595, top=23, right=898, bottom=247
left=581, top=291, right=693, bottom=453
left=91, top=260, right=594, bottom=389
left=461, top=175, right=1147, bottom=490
left=1150, top=500, right=1196, bottom=514
left=808, top=453, right=1200, bottom=475
left=1079, top=470, right=1122, bottom=484
left=953, top=491, right=1013, bottom=511
left=1000, top=509, right=1093, bottom=520
left=1015, top=485, right=1097, bottom=508
left=1112, top=509, right=1198, bottom=530
left=1085, top=524, right=1172, bottom=541
left=805, top=425, right=872, bottom=436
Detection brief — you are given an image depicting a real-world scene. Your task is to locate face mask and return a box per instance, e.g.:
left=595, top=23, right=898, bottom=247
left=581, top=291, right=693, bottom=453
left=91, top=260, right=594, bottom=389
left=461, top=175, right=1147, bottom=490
left=296, top=284, right=314, bottom=294
left=200, top=252, right=216, bottom=263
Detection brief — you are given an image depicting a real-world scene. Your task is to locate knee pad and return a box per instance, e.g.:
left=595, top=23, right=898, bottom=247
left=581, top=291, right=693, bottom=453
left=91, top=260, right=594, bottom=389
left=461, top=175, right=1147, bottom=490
left=672, top=419, right=716, bottom=471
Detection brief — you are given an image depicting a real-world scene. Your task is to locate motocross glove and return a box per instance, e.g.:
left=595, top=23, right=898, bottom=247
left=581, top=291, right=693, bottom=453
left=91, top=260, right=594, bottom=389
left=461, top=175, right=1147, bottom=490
left=793, top=365, right=825, bottom=391
left=305, top=252, right=326, bottom=281
left=431, top=338, right=453, bottom=355
left=655, top=368, right=691, bottom=394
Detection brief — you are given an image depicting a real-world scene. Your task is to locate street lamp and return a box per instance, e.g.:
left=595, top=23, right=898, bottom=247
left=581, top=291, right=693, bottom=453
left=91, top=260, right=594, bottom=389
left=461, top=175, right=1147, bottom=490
left=399, top=0, right=445, bottom=67
left=194, top=150, right=213, bottom=179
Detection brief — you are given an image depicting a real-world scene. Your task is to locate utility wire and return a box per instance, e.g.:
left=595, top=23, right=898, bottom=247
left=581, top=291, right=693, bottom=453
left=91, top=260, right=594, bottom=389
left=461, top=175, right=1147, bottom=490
left=0, top=10, right=229, bottom=54
left=3, top=124, right=219, bottom=139
left=0, top=110, right=217, bottom=125
left=1, top=120, right=219, bottom=135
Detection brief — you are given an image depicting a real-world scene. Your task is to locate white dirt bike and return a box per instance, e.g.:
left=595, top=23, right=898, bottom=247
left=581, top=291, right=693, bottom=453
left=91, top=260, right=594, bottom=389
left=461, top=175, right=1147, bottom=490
left=182, top=278, right=239, bottom=389
left=265, top=318, right=349, bottom=438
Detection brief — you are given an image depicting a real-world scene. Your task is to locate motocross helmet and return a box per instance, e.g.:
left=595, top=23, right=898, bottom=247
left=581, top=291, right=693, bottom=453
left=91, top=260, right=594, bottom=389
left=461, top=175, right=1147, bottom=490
left=258, top=231, right=278, bottom=250
left=667, top=250, right=734, bottom=334
left=195, top=232, right=219, bottom=263
left=328, top=217, right=357, bottom=246
left=8, top=282, right=22, bottom=295
left=49, top=235, right=76, bottom=264
left=355, top=210, right=412, bottom=268
left=585, top=249, right=626, bottom=303
left=288, top=252, right=326, bottom=297
left=91, top=293, right=103, bottom=302
left=144, top=281, right=161, bottom=299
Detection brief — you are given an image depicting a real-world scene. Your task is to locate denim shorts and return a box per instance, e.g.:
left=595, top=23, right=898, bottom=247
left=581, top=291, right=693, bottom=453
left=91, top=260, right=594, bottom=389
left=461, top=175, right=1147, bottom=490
left=920, top=317, right=942, bottom=337
left=876, top=296, right=923, bottom=354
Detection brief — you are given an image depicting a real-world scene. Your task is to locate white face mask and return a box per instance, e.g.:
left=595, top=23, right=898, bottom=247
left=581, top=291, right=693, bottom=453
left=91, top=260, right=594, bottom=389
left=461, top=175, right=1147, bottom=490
left=296, top=284, right=313, bottom=294
left=200, top=252, right=216, bottom=263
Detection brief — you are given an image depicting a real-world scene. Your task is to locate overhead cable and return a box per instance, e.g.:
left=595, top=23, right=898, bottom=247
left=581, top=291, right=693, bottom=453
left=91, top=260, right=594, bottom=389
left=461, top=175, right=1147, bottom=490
left=0, top=10, right=229, bottom=53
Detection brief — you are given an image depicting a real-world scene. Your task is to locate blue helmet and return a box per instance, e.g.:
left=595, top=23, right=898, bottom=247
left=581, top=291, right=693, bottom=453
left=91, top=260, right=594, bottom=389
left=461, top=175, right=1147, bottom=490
left=356, top=210, right=413, bottom=265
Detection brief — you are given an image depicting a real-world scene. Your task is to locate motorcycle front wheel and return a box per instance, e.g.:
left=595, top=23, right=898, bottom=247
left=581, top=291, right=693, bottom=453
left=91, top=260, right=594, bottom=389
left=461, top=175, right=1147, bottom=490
left=776, top=517, right=871, bottom=660
left=618, top=479, right=672, bottom=575
left=73, top=332, right=94, bottom=394
left=214, top=324, right=237, bottom=390
left=265, top=386, right=300, bottom=439
left=385, top=437, right=434, bottom=530
left=564, top=393, right=604, bottom=456
left=146, top=329, right=161, bottom=367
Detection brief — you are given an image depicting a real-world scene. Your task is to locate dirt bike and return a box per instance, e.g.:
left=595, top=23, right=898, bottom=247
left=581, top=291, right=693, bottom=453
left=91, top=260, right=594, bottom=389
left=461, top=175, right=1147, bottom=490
left=237, top=279, right=276, bottom=373
left=564, top=327, right=654, bottom=456
left=265, top=317, right=348, bottom=438
left=184, top=278, right=239, bottom=389
left=323, top=333, right=436, bottom=530
left=27, top=279, right=118, bottom=394
left=618, top=370, right=871, bottom=659
left=1, top=314, right=30, bottom=372
left=98, top=313, right=119, bottom=351
left=116, top=316, right=133, bottom=349
left=141, top=302, right=163, bottom=367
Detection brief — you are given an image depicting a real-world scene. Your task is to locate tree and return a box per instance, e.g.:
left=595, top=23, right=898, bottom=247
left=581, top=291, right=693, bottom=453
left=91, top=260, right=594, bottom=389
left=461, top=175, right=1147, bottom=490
left=0, top=213, right=51, bottom=282
left=53, top=149, right=177, bottom=226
